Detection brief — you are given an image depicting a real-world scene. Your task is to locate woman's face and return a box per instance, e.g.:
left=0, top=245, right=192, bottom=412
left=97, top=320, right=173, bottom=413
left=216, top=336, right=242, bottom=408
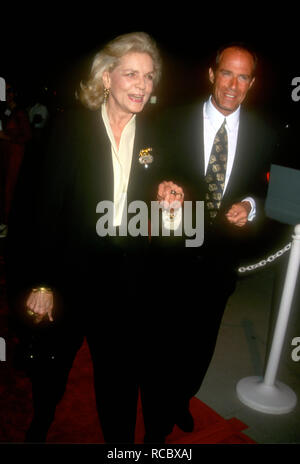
left=103, top=52, right=155, bottom=116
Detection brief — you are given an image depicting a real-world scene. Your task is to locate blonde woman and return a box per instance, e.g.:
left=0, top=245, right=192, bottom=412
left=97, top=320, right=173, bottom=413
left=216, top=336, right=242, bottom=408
left=8, top=32, right=183, bottom=444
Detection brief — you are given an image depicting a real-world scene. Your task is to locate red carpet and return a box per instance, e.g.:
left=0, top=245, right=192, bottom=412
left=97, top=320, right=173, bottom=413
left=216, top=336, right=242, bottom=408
left=0, top=257, right=255, bottom=445
left=1, top=338, right=255, bottom=444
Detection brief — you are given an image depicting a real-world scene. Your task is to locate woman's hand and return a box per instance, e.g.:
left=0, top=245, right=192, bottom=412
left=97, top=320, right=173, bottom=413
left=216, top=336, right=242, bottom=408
left=157, top=181, right=184, bottom=209
left=26, top=288, right=54, bottom=324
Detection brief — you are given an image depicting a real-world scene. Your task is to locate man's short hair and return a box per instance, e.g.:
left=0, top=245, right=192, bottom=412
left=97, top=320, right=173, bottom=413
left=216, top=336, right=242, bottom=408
left=212, top=42, right=258, bottom=76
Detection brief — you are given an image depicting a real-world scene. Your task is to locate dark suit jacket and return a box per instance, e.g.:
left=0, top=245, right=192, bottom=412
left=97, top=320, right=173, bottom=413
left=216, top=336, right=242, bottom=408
left=6, top=106, right=163, bottom=318
left=155, top=101, right=278, bottom=272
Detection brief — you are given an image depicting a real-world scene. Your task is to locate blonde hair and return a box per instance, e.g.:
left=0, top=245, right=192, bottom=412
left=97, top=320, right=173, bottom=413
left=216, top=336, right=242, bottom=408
left=78, top=32, right=162, bottom=110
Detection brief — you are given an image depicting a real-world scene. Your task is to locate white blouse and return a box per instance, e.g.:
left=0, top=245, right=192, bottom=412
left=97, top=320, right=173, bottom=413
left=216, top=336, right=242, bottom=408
left=101, top=104, right=136, bottom=227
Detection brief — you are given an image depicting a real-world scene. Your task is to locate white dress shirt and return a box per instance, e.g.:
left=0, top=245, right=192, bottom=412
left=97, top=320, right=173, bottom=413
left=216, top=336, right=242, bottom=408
left=203, top=97, right=255, bottom=220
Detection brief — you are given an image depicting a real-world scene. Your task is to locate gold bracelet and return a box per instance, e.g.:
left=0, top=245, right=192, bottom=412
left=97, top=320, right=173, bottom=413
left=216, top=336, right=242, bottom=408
left=32, top=286, right=52, bottom=294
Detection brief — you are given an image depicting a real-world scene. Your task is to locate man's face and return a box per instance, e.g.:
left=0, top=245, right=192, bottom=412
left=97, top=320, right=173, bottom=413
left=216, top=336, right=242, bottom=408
left=209, top=47, right=255, bottom=116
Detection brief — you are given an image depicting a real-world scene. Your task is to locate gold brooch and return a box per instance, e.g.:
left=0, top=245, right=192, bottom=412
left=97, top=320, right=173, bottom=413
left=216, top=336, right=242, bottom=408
left=138, top=147, right=153, bottom=168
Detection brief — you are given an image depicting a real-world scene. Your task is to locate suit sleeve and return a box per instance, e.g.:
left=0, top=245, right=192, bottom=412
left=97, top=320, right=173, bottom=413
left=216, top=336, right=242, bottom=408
left=6, top=110, right=81, bottom=298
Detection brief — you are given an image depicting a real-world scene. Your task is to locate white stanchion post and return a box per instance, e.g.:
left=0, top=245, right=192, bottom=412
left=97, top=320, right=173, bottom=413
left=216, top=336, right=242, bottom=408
left=236, top=224, right=300, bottom=414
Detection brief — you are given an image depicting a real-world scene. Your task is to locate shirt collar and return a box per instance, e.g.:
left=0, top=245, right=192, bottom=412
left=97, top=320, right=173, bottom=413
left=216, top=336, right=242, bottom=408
left=101, top=103, right=136, bottom=129
left=205, top=96, right=240, bottom=132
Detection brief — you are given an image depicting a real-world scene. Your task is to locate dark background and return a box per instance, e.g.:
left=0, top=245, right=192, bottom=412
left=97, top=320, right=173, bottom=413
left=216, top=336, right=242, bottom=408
left=1, top=5, right=299, bottom=127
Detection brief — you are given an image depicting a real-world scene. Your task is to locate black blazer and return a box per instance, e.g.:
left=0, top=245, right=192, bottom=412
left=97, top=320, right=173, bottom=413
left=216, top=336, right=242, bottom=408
left=155, top=101, right=278, bottom=266
left=6, top=106, right=163, bottom=302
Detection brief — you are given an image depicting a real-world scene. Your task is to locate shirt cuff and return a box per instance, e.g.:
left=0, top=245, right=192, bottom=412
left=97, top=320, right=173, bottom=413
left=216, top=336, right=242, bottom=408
left=242, top=197, right=256, bottom=221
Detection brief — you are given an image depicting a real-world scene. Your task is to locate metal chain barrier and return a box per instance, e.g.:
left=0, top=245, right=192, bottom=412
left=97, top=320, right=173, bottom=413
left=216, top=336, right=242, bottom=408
left=238, top=242, right=292, bottom=274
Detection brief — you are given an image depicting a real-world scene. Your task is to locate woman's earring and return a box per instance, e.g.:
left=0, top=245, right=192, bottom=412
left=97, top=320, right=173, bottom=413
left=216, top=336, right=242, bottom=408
left=104, top=87, right=110, bottom=102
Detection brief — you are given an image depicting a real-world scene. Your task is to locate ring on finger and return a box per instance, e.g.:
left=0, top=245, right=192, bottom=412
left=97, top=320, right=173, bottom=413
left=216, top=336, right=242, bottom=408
left=171, top=189, right=183, bottom=198
left=27, top=309, right=36, bottom=317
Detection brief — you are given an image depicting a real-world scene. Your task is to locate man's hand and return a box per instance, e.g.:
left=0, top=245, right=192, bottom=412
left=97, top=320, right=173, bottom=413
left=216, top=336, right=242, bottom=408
left=225, top=201, right=251, bottom=227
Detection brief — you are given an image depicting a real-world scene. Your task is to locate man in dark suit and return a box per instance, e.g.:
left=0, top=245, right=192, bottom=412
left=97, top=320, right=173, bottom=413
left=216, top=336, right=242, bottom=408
left=156, top=43, right=278, bottom=432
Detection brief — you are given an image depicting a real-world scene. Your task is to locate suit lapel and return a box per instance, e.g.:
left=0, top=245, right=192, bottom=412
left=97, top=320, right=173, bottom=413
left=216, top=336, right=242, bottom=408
left=127, top=116, right=142, bottom=201
left=168, top=103, right=205, bottom=201
left=127, top=114, right=158, bottom=204
left=83, top=109, right=114, bottom=203
left=187, top=104, right=205, bottom=178
left=183, top=104, right=206, bottom=201
left=222, top=109, right=252, bottom=204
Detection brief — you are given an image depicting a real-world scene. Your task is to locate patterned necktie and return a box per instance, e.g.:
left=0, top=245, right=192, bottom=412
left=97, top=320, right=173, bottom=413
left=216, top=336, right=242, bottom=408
left=204, top=118, right=228, bottom=222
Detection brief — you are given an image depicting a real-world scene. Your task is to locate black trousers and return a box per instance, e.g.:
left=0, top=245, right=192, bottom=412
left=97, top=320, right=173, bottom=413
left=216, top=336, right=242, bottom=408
left=22, top=249, right=177, bottom=444
left=21, top=248, right=237, bottom=442
left=25, top=314, right=176, bottom=443
left=163, top=252, right=237, bottom=409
